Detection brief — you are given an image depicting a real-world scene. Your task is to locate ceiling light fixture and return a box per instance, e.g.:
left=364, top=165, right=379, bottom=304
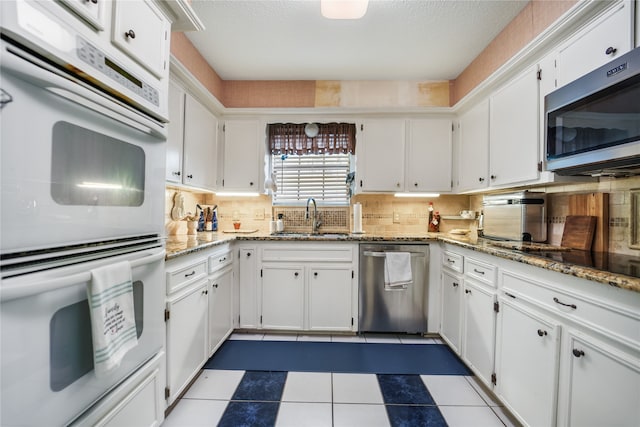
left=321, top=0, right=369, bottom=20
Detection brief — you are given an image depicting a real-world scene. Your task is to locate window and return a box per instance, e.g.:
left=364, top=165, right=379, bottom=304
left=268, top=123, right=356, bottom=206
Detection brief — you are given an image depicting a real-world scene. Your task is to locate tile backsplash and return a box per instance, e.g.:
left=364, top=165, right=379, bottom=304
left=165, top=175, right=639, bottom=255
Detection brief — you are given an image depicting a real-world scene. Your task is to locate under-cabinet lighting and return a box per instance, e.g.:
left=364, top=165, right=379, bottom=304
left=394, top=193, right=440, bottom=198
left=321, top=0, right=368, bottom=19
left=215, top=192, right=260, bottom=197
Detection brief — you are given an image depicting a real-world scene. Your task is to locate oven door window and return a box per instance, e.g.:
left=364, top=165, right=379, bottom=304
left=547, top=74, right=640, bottom=158
left=51, top=121, right=145, bottom=206
left=49, top=281, right=143, bottom=391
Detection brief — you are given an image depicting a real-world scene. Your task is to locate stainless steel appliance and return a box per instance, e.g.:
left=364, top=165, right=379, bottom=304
left=545, top=46, right=640, bottom=176
left=359, top=244, right=429, bottom=334
left=482, top=192, right=547, bottom=242
left=1, top=1, right=167, bottom=425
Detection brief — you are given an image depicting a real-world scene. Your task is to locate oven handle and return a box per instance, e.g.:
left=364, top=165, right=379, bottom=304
left=1, top=250, right=165, bottom=302
left=1, top=41, right=166, bottom=139
left=363, top=251, right=425, bottom=257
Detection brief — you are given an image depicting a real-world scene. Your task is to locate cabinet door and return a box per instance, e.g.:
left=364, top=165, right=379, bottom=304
left=208, top=268, right=233, bottom=355
left=562, top=331, right=640, bottom=427
left=489, top=64, right=540, bottom=187
left=239, top=248, right=258, bottom=329
left=495, top=298, right=561, bottom=427
left=183, top=94, right=218, bottom=190
left=111, top=0, right=169, bottom=78
left=557, top=1, right=633, bottom=87
left=166, top=80, right=185, bottom=182
left=166, top=281, right=208, bottom=405
left=406, top=119, right=452, bottom=192
left=308, top=265, right=353, bottom=331
left=457, top=100, right=490, bottom=192
left=441, top=270, right=463, bottom=354
left=358, top=119, right=405, bottom=192
left=261, top=265, right=304, bottom=330
left=462, top=281, right=496, bottom=386
left=222, top=120, right=262, bottom=192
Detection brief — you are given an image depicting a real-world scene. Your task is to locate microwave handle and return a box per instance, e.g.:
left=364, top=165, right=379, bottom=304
left=2, top=42, right=165, bottom=139
left=1, top=250, right=165, bottom=302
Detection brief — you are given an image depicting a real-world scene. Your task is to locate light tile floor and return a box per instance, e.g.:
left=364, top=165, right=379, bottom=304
left=163, top=333, right=520, bottom=427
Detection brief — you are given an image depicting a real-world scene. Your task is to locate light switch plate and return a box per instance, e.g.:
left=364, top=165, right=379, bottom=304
left=393, top=211, right=401, bottom=224
left=254, top=209, right=265, bottom=220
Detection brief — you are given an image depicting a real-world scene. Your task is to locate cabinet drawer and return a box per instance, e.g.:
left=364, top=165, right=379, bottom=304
left=442, top=251, right=464, bottom=273
left=502, top=271, right=640, bottom=347
left=465, top=258, right=496, bottom=287
left=167, top=260, right=207, bottom=294
left=261, top=245, right=353, bottom=262
left=208, top=248, right=232, bottom=274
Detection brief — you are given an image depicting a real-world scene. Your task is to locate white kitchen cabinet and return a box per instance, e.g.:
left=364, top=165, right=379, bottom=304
left=457, top=100, right=490, bottom=192
left=183, top=93, right=218, bottom=189
left=495, top=297, right=561, bottom=427
left=357, top=119, right=406, bottom=192
left=208, top=263, right=233, bottom=356
left=441, top=269, right=463, bottom=354
left=238, top=247, right=259, bottom=329
left=308, top=265, right=354, bottom=331
left=406, top=118, right=452, bottom=192
left=59, top=0, right=105, bottom=30
left=222, top=119, right=263, bottom=192
left=556, top=1, right=634, bottom=88
left=112, top=0, right=170, bottom=78
left=165, top=279, right=208, bottom=405
left=559, top=330, right=640, bottom=427
left=166, top=79, right=185, bottom=182
left=166, top=81, right=218, bottom=190
left=489, top=64, right=540, bottom=187
left=261, top=264, right=305, bottom=330
left=461, top=280, right=496, bottom=387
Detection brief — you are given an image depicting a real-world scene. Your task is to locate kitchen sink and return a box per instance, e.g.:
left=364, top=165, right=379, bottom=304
left=273, top=232, right=350, bottom=238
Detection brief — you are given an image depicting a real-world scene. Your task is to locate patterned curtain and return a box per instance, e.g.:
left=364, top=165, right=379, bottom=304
left=268, top=123, right=356, bottom=155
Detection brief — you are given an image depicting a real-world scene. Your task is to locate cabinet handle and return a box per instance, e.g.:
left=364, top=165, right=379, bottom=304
left=186, top=174, right=193, bottom=179
left=465, top=289, right=471, bottom=294
left=294, top=272, right=299, bottom=277
left=572, top=349, right=585, bottom=358
left=553, top=297, right=577, bottom=309
left=87, top=0, right=98, bottom=4
left=447, top=258, right=455, bottom=263
left=184, top=271, right=196, bottom=277
left=220, top=257, right=226, bottom=262
left=124, top=29, right=136, bottom=39
left=605, top=46, right=617, bottom=55
left=314, top=272, right=318, bottom=277
left=478, top=177, right=485, bottom=182
left=537, top=329, right=547, bottom=337
left=452, top=282, right=459, bottom=288
left=172, top=171, right=181, bottom=176
left=473, top=268, right=485, bottom=275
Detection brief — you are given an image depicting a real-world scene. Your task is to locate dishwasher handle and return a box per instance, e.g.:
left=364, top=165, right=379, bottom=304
left=363, top=251, right=425, bottom=258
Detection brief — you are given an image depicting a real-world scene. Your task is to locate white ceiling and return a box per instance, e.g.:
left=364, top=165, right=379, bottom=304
left=185, top=0, right=530, bottom=81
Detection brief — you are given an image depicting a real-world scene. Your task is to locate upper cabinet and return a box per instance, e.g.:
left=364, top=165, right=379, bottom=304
left=457, top=100, right=490, bottom=193
left=357, top=118, right=452, bottom=193
left=489, top=64, right=540, bottom=187
left=556, top=1, right=634, bottom=88
left=221, top=119, right=264, bottom=192
left=112, top=0, right=170, bottom=78
left=166, top=78, right=218, bottom=190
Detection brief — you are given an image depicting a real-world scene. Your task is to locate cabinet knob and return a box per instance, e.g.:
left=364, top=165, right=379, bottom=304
left=490, top=175, right=496, bottom=180
left=537, top=329, right=547, bottom=337
left=246, top=252, right=251, bottom=257
left=186, top=174, right=193, bottom=179
left=86, top=0, right=98, bottom=4
left=202, top=289, right=208, bottom=295
left=396, top=182, right=401, bottom=187
left=414, top=182, right=418, bottom=187
left=125, top=29, right=136, bottom=39
left=478, top=177, right=485, bottom=182
left=452, top=282, right=459, bottom=287
left=314, top=272, right=318, bottom=277
left=465, top=289, right=471, bottom=294
left=212, top=283, right=218, bottom=288
left=294, top=272, right=299, bottom=277
left=572, top=349, right=585, bottom=358
left=605, top=46, right=617, bottom=55
left=172, top=171, right=181, bottom=176
left=249, top=182, right=254, bottom=186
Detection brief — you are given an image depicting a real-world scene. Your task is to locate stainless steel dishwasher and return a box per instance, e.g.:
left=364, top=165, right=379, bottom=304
left=359, top=243, right=429, bottom=334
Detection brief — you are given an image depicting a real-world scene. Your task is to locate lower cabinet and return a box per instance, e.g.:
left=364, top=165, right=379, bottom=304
left=165, top=279, right=208, bottom=405
left=238, top=247, right=258, bottom=329
left=495, top=297, right=561, bottom=427
left=261, top=265, right=305, bottom=330
left=308, top=265, right=354, bottom=331
left=560, top=330, right=640, bottom=427
left=208, top=265, right=233, bottom=355
left=461, top=280, right=496, bottom=387
left=441, top=269, right=463, bottom=354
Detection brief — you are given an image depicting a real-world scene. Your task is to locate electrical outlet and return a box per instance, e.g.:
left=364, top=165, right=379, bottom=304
left=393, top=211, right=401, bottom=224
left=254, top=209, right=265, bottom=220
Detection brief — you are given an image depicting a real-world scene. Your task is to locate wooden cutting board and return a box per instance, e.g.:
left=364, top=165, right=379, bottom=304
left=561, top=215, right=597, bottom=250
left=568, top=193, right=609, bottom=253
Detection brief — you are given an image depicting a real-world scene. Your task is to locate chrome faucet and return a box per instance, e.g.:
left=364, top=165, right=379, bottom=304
left=305, top=197, right=322, bottom=234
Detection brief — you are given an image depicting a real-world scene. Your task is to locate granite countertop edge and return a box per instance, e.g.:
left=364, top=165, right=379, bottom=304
left=164, top=232, right=640, bottom=293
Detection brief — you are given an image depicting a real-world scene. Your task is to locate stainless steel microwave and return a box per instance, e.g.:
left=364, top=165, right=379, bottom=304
left=545, top=46, right=640, bottom=177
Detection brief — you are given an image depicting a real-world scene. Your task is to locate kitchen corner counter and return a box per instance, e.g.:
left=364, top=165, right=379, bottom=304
left=165, top=232, right=235, bottom=260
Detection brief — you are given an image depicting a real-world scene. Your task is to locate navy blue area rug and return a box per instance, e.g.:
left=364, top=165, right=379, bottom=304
left=204, top=340, right=471, bottom=375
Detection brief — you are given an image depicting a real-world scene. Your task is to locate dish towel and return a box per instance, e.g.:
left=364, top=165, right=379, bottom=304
left=384, top=252, right=413, bottom=287
left=87, top=261, right=138, bottom=378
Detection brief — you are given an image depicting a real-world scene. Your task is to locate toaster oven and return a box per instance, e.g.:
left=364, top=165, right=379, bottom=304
left=482, top=192, right=547, bottom=242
